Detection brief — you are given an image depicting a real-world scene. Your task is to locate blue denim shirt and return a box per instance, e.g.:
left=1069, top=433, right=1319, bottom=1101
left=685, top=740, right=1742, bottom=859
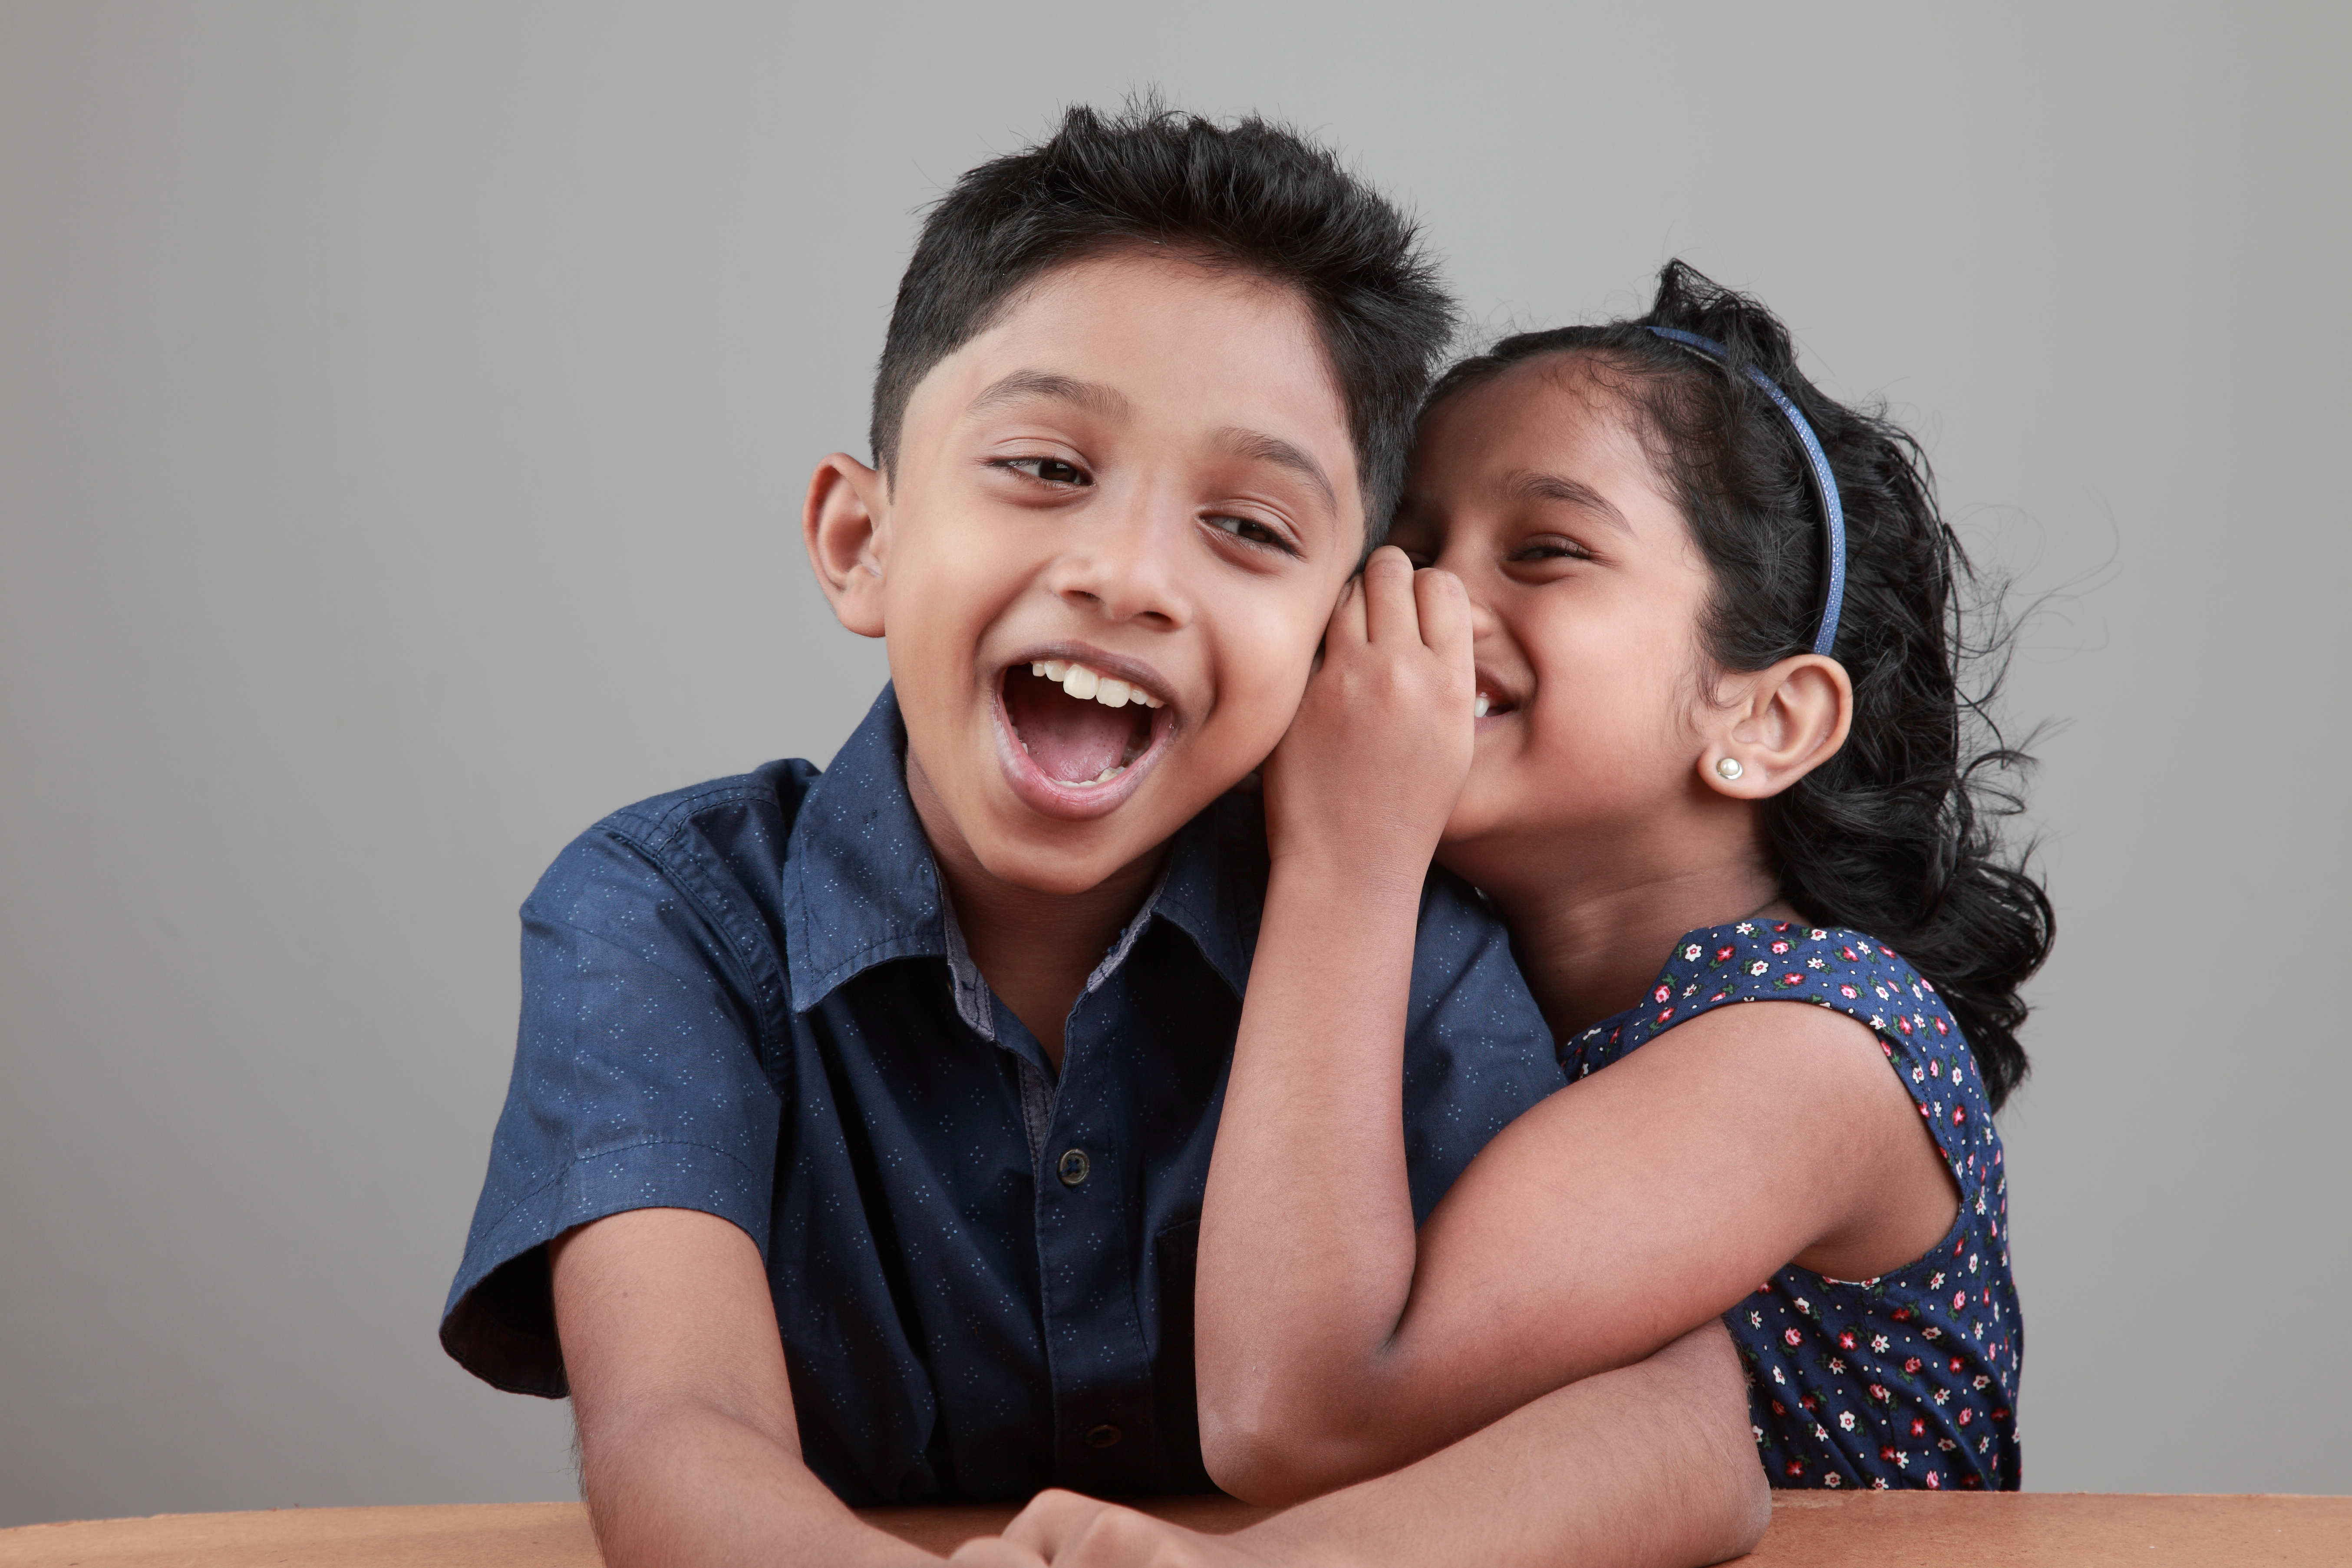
left=441, top=686, right=1563, bottom=1505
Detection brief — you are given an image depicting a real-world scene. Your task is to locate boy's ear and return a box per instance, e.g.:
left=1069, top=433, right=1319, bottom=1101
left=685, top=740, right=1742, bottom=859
left=803, top=453, right=892, bottom=639
left=1701, top=655, right=1854, bottom=799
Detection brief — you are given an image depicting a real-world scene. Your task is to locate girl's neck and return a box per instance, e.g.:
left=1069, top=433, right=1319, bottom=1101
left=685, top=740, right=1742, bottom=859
left=1452, top=825, right=1790, bottom=1043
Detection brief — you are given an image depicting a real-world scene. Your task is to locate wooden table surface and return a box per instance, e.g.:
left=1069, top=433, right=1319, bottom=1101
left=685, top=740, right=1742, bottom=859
left=1, top=1492, right=2345, bottom=1566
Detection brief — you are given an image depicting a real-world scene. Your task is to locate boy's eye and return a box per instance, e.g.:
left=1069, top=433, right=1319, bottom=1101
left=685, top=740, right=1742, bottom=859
left=1207, top=514, right=1297, bottom=555
left=999, top=456, right=1090, bottom=486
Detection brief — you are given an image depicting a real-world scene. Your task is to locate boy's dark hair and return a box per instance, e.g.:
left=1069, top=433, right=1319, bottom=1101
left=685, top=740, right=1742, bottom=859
left=870, top=99, right=1456, bottom=540
left=1426, top=262, right=2054, bottom=1108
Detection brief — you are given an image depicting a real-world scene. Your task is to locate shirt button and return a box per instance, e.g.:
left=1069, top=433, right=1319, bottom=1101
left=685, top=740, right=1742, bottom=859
left=1056, top=1148, right=1091, bottom=1188
left=1084, top=1423, right=1122, bottom=1449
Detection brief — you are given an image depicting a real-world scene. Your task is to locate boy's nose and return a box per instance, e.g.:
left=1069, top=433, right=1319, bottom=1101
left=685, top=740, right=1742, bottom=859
left=1045, top=505, right=1194, bottom=631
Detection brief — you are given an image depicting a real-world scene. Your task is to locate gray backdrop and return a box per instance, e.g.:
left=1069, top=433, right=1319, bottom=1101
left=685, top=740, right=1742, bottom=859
left=4, top=1, right=2346, bottom=1528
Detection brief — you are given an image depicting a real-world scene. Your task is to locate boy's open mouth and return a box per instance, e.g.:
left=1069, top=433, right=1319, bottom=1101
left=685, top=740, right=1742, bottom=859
left=1002, top=657, right=1164, bottom=787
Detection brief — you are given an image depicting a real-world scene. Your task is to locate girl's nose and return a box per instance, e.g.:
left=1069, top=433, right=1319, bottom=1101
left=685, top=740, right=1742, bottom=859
left=1422, top=538, right=1494, bottom=635
left=1465, top=586, right=1500, bottom=640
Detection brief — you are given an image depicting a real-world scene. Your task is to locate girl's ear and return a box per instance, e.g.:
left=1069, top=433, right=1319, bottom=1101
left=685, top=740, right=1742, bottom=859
left=803, top=453, right=891, bottom=638
left=1702, top=655, right=1854, bottom=799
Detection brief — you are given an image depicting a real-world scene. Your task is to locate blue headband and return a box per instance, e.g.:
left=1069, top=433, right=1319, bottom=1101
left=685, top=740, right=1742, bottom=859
left=1644, top=326, right=1847, bottom=658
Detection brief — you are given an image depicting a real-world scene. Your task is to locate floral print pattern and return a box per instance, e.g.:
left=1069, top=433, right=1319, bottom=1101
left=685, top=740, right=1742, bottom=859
left=1559, top=922, right=2022, bottom=1490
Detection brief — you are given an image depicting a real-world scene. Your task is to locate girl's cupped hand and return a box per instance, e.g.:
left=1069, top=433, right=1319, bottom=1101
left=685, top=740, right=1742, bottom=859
left=1261, top=546, right=1476, bottom=886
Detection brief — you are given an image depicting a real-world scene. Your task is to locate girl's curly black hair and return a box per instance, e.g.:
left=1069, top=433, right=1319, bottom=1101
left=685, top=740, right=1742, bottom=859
left=1425, top=261, right=2052, bottom=1109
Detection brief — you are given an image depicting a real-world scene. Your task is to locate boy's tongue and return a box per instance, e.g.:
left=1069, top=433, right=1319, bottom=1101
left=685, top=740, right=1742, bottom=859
left=1005, top=670, right=1141, bottom=783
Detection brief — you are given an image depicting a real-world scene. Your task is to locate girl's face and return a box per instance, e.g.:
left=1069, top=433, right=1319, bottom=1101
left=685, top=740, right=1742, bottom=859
left=1388, top=356, right=1722, bottom=874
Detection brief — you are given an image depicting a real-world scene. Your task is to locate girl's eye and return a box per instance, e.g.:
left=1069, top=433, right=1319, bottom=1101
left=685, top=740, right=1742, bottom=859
left=1513, top=536, right=1593, bottom=564
left=1000, top=456, right=1090, bottom=486
left=1207, top=514, right=1297, bottom=555
left=1382, top=532, right=1439, bottom=569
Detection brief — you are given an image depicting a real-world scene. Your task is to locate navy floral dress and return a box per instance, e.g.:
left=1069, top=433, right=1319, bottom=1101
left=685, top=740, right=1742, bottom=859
left=1559, top=921, right=2022, bottom=1490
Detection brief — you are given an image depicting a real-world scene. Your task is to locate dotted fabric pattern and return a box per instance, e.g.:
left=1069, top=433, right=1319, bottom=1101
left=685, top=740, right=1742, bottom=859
left=1559, top=921, right=2022, bottom=1490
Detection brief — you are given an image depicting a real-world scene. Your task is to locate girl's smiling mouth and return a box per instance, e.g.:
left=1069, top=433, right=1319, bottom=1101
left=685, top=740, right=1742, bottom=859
left=1473, top=665, right=1522, bottom=727
left=993, top=650, right=1178, bottom=819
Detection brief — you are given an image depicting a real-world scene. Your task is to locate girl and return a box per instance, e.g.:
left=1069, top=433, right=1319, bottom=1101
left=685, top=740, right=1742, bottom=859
left=961, top=263, right=2049, bottom=1566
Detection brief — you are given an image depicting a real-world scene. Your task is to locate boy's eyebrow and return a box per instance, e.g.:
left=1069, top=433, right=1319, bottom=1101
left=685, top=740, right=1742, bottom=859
left=1216, top=426, right=1338, bottom=519
left=1501, top=469, right=1632, bottom=534
left=964, top=372, right=1339, bottom=522
left=966, top=370, right=1131, bottom=421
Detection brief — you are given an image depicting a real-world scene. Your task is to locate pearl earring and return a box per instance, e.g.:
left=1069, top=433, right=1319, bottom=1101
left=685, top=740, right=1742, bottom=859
left=1714, top=756, right=1744, bottom=781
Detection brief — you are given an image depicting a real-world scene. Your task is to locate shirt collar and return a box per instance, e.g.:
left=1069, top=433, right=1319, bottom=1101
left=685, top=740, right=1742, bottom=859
left=783, top=684, right=1262, bottom=1014
left=1140, top=790, right=1263, bottom=999
left=782, top=685, right=951, bottom=1013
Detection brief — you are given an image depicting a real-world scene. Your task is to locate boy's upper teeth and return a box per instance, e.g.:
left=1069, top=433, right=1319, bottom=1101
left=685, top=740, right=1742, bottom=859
left=1028, top=658, right=1164, bottom=710
left=1475, top=693, right=1491, bottom=718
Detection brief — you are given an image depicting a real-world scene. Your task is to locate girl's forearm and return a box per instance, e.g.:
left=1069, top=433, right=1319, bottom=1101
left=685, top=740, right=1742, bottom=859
left=1230, top=1322, right=1769, bottom=1568
left=1196, top=851, right=1430, bottom=1501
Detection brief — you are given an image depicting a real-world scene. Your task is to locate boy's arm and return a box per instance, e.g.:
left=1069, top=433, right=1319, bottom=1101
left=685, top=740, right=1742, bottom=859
left=963, top=1321, right=1769, bottom=1568
left=552, top=1207, right=944, bottom=1568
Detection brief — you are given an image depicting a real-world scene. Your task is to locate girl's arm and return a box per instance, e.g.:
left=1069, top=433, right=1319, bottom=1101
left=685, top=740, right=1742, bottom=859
left=1194, top=552, right=1956, bottom=1503
left=956, top=1320, right=1768, bottom=1568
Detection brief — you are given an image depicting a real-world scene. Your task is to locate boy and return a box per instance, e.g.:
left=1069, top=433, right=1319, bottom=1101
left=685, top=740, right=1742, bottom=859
left=443, top=105, right=1758, bottom=1566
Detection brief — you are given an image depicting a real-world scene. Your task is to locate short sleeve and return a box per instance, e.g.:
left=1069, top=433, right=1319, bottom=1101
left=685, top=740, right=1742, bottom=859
left=439, top=825, right=786, bottom=1396
left=1579, top=924, right=1998, bottom=1210
left=1397, top=870, right=1566, bottom=1222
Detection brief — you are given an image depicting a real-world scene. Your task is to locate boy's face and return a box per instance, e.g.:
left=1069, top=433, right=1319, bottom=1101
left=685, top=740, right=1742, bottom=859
left=810, top=251, right=1365, bottom=897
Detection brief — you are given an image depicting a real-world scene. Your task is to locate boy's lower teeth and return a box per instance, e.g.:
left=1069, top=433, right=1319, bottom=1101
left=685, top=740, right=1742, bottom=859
left=1003, top=664, right=1155, bottom=787
left=1070, top=734, right=1147, bottom=787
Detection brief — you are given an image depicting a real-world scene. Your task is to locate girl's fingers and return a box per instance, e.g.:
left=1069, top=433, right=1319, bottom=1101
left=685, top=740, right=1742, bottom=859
left=947, top=1538, right=1051, bottom=1568
left=1324, top=568, right=1370, bottom=653
left=1358, top=545, right=1418, bottom=647
left=1412, top=566, right=1471, bottom=662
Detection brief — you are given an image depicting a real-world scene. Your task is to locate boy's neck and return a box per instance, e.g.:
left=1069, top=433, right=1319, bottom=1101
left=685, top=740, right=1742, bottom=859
left=1446, top=819, right=1788, bottom=1044
left=907, top=758, right=1165, bottom=1073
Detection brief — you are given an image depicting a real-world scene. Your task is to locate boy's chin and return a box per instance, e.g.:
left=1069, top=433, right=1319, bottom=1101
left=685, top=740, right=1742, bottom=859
left=968, top=809, right=1183, bottom=897
left=970, top=766, right=1210, bottom=897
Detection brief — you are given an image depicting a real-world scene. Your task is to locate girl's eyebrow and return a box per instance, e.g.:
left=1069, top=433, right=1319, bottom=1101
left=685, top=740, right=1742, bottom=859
left=1499, top=469, right=1631, bottom=534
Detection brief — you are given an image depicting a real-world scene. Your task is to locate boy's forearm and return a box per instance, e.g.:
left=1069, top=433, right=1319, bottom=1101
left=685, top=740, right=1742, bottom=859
left=1230, top=1322, right=1769, bottom=1568
left=581, top=1397, right=942, bottom=1568
left=1196, top=855, right=1429, bottom=1499
left=554, top=1209, right=942, bottom=1568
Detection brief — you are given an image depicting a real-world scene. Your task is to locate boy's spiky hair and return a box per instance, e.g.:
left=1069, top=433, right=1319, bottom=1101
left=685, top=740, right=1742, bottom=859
left=869, top=98, right=1456, bottom=539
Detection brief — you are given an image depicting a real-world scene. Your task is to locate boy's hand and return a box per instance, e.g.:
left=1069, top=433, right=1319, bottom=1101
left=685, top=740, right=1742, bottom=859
left=946, top=1492, right=1289, bottom=1568
left=1262, top=546, right=1475, bottom=888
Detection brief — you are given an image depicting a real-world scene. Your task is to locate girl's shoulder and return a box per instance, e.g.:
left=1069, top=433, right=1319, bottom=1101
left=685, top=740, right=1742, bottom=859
left=1561, top=921, right=1999, bottom=1196
left=1564, top=920, right=1953, bottom=1064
